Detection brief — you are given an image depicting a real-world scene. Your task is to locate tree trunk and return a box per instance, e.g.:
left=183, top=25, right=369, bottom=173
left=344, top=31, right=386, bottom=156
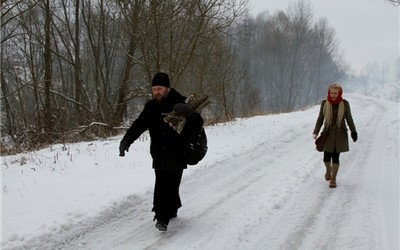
left=113, top=38, right=136, bottom=126
left=74, top=0, right=83, bottom=123
left=43, top=0, right=53, bottom=132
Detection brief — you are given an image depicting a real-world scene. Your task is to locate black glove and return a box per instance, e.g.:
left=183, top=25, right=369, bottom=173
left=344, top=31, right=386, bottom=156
left=173, top=103, right=193, bottom=118
left=119, top=140, right=130, bottom=156
left=351, top=131, right=358, bottom=142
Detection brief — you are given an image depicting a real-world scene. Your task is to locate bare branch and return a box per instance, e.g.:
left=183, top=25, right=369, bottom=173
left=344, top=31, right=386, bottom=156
left=385, top=0, right=400, bottom=6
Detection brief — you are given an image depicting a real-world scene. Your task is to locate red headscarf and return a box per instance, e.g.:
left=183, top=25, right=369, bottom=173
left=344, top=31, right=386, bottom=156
left=327, top=83, right=343, bottom=104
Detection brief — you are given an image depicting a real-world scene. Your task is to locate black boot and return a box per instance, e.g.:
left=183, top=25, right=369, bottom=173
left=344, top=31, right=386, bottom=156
left=155, top=220, right=168, bottom=231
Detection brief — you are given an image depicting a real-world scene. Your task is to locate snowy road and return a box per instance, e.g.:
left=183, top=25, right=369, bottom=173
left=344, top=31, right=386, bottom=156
left=2, top=94, right=399, bottom=250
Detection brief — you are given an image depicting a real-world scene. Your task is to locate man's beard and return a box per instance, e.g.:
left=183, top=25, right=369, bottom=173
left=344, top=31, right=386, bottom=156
left=154, top=93, right=166, bottom=102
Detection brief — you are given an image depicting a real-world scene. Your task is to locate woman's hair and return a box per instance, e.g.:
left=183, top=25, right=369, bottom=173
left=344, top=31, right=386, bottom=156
left=329, top=83, right=342, bottom=91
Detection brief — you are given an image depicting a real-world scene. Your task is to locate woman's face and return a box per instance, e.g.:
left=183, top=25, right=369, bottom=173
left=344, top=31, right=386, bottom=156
left=329, top=88, right=340, bottom=100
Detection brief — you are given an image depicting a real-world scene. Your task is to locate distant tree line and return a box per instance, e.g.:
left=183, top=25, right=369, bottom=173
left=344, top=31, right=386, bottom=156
left=1, top=0, right=345, bottom=153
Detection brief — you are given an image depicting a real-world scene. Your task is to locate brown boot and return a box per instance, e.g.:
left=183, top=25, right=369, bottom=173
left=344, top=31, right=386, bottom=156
left=329, top=163, right=339, bottom=188
left=324, top=162, right=331, bottom=181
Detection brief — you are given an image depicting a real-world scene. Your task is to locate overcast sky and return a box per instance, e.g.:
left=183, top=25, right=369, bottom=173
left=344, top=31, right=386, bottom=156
left=249, top=0, right=399, bottom=74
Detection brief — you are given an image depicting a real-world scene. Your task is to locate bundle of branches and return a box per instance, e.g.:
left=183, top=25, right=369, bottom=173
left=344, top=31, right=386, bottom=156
left=164, top=94, right=210, bottom=134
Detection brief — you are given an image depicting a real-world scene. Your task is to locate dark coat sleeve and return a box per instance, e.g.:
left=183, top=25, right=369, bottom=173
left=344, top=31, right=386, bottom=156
left=313, top=100, right=326, bottom=135
left=121, top=101, right=152, bottom=145
left=344, top=100, right=356, bottom=132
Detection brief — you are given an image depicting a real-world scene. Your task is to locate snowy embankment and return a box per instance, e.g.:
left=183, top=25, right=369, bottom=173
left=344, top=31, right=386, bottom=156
left=1, top=93, right=399, bottom=250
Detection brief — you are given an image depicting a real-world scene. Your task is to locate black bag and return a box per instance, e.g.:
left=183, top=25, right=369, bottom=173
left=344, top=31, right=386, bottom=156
left=185, top=127, right=208, bottom=165
left=315, top=131, right=329, bottom=152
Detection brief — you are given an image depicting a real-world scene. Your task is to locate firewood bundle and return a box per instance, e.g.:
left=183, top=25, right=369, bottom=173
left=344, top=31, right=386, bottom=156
left=163, top=94, right=210, bottom=134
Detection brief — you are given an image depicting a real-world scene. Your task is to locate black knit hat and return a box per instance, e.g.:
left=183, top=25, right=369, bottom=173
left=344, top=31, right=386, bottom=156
left=152, top=72, right=170, bottom=88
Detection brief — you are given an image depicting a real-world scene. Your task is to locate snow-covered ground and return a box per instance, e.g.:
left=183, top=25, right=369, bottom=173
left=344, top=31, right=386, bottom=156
left=1, top=93, right=399, bottom=250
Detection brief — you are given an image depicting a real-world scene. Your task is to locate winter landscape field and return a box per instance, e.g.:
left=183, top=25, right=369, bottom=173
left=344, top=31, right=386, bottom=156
left=1, top=90, right=399, bottom=250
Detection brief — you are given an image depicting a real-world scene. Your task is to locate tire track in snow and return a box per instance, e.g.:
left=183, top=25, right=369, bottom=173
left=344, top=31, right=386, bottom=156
left=36, top=113, right=314, bottom=250
left=327, top=96, right=393, bottom=249
left=137, top=116, right=321, bottom=249
left=274, top=95, right=390, bottom=249
left=61, top=106, right=326, bottom=249
left=76, top=111, right=318, bottom=249
left=23, top=95, right=395, bottom=250
left=242, top=95, right=390, bottom=250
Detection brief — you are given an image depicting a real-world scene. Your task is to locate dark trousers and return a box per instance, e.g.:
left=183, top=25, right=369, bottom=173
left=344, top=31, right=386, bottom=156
left=153, top=169, right=183, bottom=224
left=323, top=149, right=340, bottom=164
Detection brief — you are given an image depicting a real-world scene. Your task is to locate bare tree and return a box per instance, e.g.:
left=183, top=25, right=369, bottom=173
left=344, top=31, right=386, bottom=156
left=43, top=0, right=53, bottom=132
left=385, top=0, right=400, bottom=6
left=1, top=0, right=348, bottom=153
left=360, top=63, right=375, bottom=95
left=112, top=0, right=148, bottom=126
left=285, top=0, right=314, bottom=111
left=73, top=0, right=82, bottom=122
left=239, top=0, right=345, bottom=113
left=305, top=18, right=345, bottom=104
left=135, top=0, right=246, bottom=86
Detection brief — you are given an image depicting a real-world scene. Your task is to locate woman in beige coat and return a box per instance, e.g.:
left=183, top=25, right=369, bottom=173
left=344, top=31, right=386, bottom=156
left=313, top=84, right=358, bottom=188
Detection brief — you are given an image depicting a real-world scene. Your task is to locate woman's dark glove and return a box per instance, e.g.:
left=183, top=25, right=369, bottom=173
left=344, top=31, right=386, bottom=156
left=119, top=140, right=130, bottom=156
left=173, top=103, right=193, bottom=118
left=351, top=131, right=358, bottom=142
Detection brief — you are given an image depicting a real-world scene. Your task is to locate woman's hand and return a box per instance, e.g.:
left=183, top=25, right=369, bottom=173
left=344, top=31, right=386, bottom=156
left=351, top=131, right=358, bottom=142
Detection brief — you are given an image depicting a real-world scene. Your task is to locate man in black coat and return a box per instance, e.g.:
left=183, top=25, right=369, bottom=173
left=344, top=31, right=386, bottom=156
left=119, top=72, right=203, bottom=231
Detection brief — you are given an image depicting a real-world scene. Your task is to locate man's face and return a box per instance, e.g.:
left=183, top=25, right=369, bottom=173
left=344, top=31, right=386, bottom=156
left=152, top=86, right=169, bottom=102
